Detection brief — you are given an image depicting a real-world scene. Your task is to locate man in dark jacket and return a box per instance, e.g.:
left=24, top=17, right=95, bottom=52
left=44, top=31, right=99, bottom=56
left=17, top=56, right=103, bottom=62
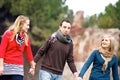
left=34, top=19, right=79, bottom=80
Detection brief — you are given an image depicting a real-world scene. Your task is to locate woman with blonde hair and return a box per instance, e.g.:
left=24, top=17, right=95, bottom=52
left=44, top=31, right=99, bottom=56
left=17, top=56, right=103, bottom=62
left=0, top=15, right=35, bottom=80
left=78, top=34, right=119, bottom=80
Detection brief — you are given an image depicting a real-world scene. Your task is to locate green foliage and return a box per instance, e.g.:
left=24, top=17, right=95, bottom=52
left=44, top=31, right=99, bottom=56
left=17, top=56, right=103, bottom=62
left=84, top=0, right=120, bottom=29
left=97, top=1, right=120, bottom=28
left=82, top=17, right=89, bottom=28
left=83, top=14, right=97, bottom=28
left=0, top=0, right=73, bottom=51
left=0, top=0, right=5, bottom=7
left=97, top=13, right=113, bottom=28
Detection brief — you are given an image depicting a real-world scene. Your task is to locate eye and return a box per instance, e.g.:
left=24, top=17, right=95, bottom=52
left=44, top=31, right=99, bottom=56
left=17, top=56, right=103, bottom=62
left=63, top=26, right=67, bottom=28
left=105, top=40, right=108, bottom=41
left=68, top=27, right=71, bottom=29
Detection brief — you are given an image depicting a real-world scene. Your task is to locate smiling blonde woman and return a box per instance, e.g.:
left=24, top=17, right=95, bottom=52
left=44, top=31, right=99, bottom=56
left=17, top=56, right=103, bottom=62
left=78, top=34, right=119, bottom=80
left=0, top=15, right=35, bottom=80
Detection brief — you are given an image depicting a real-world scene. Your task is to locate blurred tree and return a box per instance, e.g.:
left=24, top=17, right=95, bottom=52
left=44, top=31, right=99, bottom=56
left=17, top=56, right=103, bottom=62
left=97, top=13, right=113, bottom=28
left=0, top=0, right=73, bottom=53
left=83, top=0, right=120, bottom=29
left=83, top=14, right=97, bottom=28
left=97, top=0, right=120, bottom=28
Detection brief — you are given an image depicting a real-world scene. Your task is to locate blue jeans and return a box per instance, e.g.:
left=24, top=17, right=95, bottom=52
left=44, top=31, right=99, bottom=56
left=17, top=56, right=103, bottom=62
left=0, top=75, right=23, bottom=80
left=39, top=70, right=62, bottom=80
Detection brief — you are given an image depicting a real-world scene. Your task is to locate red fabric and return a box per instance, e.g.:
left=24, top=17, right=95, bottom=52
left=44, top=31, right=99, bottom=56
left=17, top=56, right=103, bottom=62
left=0, top=30, right=33, bottom=65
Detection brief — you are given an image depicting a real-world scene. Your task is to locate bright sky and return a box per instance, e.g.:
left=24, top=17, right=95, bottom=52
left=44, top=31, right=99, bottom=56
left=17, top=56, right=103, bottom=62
left=65, top=0, right=118, bottom=17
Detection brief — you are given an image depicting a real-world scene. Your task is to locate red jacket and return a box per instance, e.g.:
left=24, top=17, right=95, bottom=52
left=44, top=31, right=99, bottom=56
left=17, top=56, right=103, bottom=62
left=0, top=30, right=33, bottom=65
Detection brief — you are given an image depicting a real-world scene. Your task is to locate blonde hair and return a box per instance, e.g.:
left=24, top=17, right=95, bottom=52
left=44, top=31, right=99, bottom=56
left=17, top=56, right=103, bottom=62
left=99, top=34, right=115, bottom=56
left=8, top=15, right=29, bottom=46
left=98, top=34, right=115, bottom=72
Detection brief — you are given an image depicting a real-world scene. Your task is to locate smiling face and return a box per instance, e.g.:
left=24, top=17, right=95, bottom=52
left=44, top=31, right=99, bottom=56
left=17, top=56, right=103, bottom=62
left=21, top=20, right=30, bottom=32
left=101, top=36, right=111, bottom=50
left=59, top=21, right=71, bottom=36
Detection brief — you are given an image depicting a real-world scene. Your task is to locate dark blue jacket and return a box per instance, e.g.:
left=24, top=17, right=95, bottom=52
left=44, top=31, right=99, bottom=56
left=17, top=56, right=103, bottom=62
left=79, top=50, right=119, bottom=80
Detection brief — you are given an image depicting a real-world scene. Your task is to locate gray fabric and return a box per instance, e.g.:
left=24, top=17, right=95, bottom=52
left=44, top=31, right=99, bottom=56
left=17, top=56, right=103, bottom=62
left=55, top=30, right=72, bottom=44
left=3, top=63, right=24, bottom=76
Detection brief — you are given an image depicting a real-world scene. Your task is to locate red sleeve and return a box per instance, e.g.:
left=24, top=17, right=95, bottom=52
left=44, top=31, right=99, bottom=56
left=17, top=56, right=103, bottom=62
left=24, top=39, right=34, bottom=62
left=0, top=31, right=11, bottom=58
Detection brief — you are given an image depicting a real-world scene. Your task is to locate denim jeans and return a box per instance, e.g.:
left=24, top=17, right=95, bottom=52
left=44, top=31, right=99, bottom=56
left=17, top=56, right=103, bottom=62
left=0, top=75, right=23, bottom=80
left=39, top=70, right=62, bottom=80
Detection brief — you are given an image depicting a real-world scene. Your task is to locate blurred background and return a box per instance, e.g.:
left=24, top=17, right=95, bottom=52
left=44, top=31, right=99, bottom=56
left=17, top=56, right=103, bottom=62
left=0, top=0, right=120, bottom=80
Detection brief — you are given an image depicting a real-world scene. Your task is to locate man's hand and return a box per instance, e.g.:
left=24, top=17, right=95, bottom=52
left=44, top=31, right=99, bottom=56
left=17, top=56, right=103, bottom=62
left=73, top=72, right=78, bottom=78
left=73, top=72, right=83, bottom=80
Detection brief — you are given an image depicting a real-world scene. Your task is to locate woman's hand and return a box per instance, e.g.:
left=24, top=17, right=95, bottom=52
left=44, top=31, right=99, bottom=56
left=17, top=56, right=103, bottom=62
left=29, top=60, right=36, bottom=76
left=28, top=67, right=35, bottom=76
left=0, top=66, right=3, bottom=76
left=0, top=58, right=3, bottom=76
left=76, top=77, right=83, bottom=80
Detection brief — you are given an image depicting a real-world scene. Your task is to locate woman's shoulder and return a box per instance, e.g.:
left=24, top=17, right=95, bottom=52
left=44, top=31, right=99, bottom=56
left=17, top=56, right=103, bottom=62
left=4, top=30, right=13, bottom=35
left=112, top=54, right=118, bottom=59
left=110, top=54, right=118, bottom=63
left=3, top=30, right=13, bottom=37
left=89, top=49, right=100, bottom=57
left=92, top=49, right=99, bottom=54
